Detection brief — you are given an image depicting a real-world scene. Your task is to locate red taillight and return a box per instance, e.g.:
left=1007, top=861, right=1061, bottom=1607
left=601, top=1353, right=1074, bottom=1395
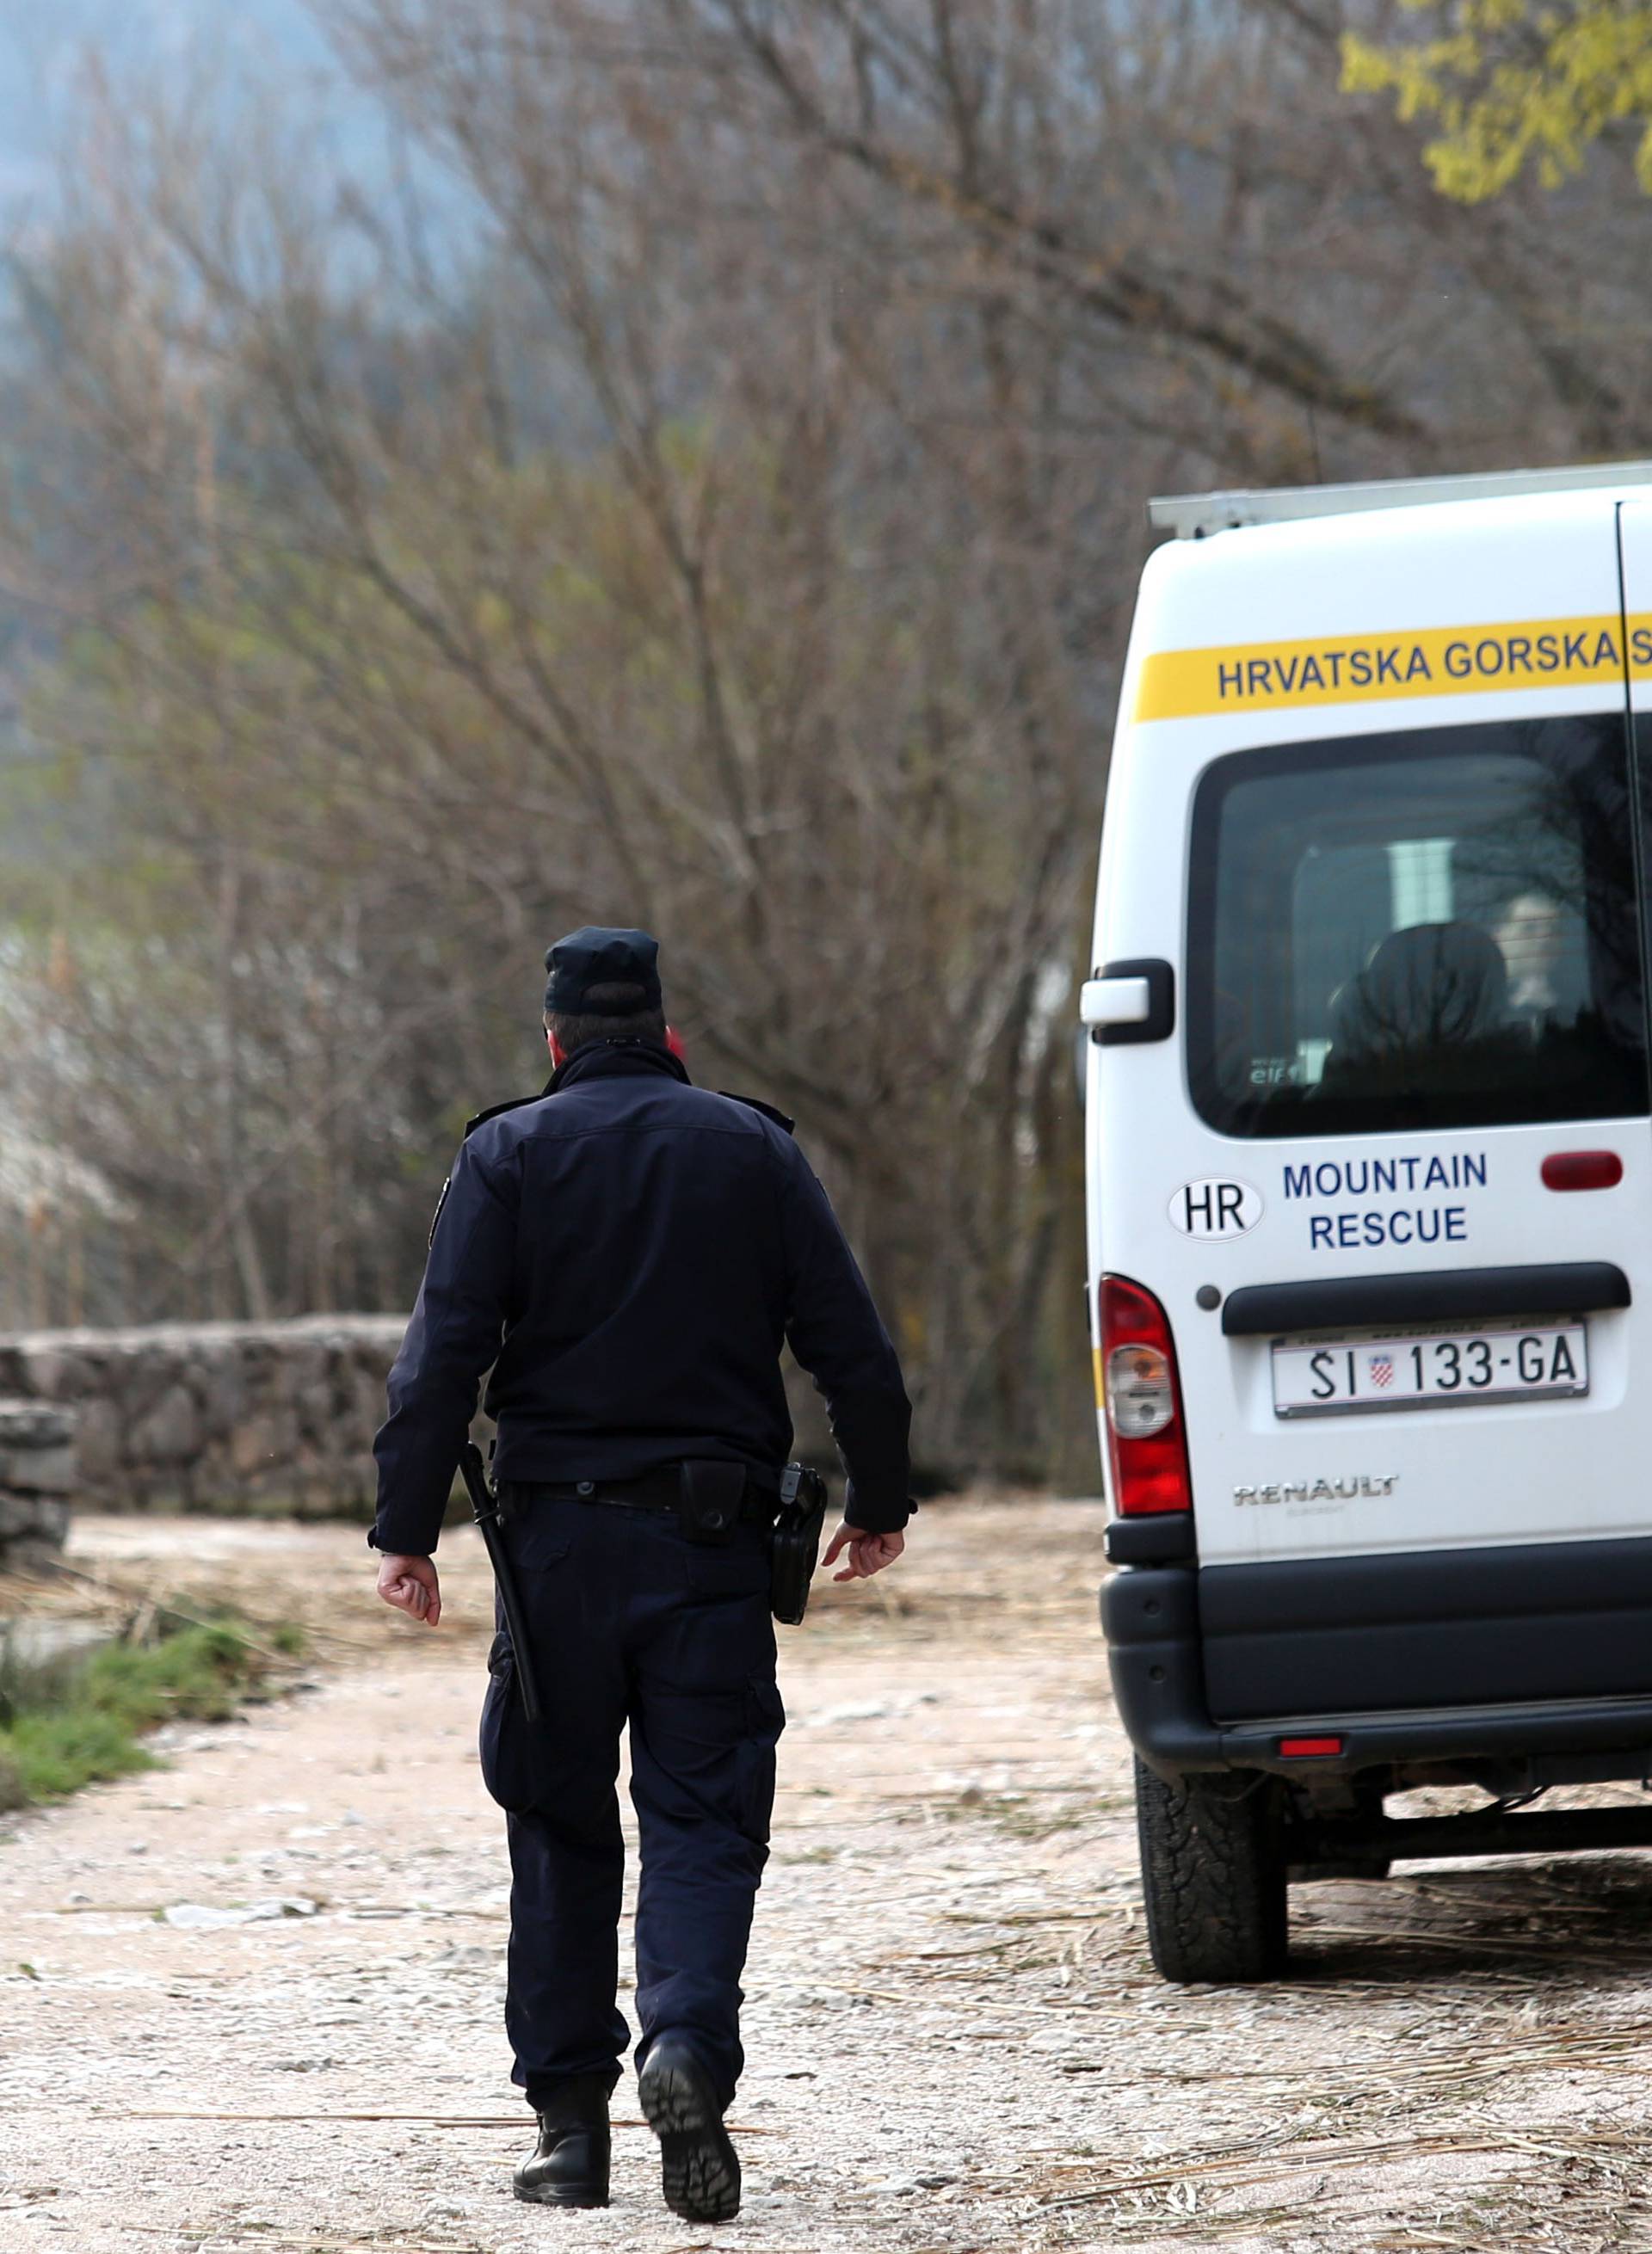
left=1279, top=1735, right=1344, bottom=1758
left=1099, top=1275, right=1192, bottom=1516
left=1541, top=1149, right=1623, bottom=1192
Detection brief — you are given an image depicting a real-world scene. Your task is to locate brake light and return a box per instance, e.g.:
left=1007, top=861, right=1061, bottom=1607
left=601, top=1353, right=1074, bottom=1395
left=1099, top=1275, right=1192, bottom=1516
left=1541, top=1150, right=1622, bottom=1192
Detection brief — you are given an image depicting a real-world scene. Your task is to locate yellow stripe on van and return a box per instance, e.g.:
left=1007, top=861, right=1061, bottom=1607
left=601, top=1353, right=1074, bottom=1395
left=1134, top=612, right=1652, bottom=724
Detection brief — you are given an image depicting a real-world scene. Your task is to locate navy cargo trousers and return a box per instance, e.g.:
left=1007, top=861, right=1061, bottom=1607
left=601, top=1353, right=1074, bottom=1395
left=478, top=1489, right=785, bottom=2111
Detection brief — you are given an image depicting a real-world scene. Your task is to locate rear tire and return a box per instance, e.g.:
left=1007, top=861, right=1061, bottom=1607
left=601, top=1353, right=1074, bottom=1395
left=1134, top=1757, right=1289, bottom=1983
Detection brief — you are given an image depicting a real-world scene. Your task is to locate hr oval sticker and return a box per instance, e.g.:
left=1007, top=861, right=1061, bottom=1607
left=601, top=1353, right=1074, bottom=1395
left=1168, top=1178, right=1264, bottom=1239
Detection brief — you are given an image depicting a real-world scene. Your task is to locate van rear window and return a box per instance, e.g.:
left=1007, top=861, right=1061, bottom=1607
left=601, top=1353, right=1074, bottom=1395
left=1187, top=717, right=1649, bottom=1139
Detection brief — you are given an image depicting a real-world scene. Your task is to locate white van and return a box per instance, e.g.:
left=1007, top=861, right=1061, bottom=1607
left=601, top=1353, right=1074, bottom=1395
left=1085, top=461, right=1652, bottom=1981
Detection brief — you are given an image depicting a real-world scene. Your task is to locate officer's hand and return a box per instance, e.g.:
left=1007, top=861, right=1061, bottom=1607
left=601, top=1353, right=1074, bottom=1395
left=822, top=1524, right=904, bottom=1582
left=376, top=1553, right=442, bottom=1627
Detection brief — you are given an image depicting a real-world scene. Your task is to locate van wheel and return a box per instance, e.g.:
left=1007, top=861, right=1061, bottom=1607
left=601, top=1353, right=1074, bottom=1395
left=1133, top=1758, right=1289, bottom=1983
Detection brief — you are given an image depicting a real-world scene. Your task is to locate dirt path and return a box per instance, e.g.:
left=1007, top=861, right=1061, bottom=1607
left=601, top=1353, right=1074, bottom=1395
left=3, top=1499, right=1652, bottom=2253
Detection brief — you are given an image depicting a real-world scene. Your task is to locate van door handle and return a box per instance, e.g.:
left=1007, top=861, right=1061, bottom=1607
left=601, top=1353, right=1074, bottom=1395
left=1221, top=1260, right=1631, bottom=1336
left=1081, top=975, right=1150, bottom=1025
left=1080, top=958, right=1175, bottom=1045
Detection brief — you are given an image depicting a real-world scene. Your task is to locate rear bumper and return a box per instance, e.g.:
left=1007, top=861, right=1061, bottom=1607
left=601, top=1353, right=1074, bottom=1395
left=1104, top=1551, right=1652, bottom=1782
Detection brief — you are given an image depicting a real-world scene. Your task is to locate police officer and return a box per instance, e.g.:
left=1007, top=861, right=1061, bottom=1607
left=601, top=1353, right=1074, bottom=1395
left=368, top=928, right=912, bottom=2223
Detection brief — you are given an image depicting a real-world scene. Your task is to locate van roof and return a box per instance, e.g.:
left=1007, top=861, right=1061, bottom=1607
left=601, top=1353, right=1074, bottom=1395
left=1150, top=461, right=1652, bottom=542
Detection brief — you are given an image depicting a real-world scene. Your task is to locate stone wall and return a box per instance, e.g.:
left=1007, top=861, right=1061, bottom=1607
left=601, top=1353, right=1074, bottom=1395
left=0, top=1318, right=408, bottom=1519
left=0, top=1401, right=77, bottom=1568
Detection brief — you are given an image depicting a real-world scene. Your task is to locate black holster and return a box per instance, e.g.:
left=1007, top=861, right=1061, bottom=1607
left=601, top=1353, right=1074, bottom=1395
left=770, top=1462, right=829, bottom=1626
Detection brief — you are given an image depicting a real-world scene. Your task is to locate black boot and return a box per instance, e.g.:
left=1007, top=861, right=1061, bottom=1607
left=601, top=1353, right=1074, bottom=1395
left=513, top=2074, right=612, bottom=2208
left=638, top=2035, right=741, bottom=2224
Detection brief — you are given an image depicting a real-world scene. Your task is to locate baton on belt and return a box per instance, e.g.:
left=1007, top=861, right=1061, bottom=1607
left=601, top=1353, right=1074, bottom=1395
left=459, top=1442, right=545, bottom=1724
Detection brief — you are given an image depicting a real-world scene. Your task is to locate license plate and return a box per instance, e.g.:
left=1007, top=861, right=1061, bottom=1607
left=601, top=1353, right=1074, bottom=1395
left=1272, top=1317, right=1588, bottom=1418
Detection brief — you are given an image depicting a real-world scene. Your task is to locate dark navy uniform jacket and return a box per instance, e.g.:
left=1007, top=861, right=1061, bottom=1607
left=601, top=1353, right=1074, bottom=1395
left=370, top=1041, right=912, bottom=1556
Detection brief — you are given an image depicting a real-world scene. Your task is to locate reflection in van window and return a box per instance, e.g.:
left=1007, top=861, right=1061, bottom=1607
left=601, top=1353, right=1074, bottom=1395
left=1187, top=717, right=1649, bottom=1138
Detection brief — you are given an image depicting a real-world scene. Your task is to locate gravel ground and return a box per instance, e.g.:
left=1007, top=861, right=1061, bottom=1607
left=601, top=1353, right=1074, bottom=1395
left=3, top=1498, right=1652, bottom=2253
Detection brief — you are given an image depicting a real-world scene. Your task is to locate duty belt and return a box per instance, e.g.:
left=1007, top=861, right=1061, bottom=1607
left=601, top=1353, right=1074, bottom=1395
left=502, top=1468, right=776, bottom=1524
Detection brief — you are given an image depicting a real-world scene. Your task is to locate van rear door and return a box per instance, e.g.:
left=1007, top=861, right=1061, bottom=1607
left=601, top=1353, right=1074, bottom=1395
left=1100, top=500, right=1652, bottom=1721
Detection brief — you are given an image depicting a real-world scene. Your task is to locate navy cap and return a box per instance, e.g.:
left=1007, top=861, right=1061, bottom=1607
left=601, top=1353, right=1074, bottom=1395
left=543, top=927, right=663, bottom=1016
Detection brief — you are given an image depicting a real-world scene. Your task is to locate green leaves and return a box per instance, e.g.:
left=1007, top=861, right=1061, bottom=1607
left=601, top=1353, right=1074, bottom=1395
left=1343, top=2, right=1652, bottom=201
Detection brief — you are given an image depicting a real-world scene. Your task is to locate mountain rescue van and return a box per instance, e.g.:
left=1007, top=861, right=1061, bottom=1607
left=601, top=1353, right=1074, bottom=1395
left=1085, top=461, right=1652, bottom=1983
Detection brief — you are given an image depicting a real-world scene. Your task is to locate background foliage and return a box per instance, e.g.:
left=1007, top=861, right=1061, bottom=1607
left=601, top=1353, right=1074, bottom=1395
left=1345, top=0, right=1652, bottom=200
